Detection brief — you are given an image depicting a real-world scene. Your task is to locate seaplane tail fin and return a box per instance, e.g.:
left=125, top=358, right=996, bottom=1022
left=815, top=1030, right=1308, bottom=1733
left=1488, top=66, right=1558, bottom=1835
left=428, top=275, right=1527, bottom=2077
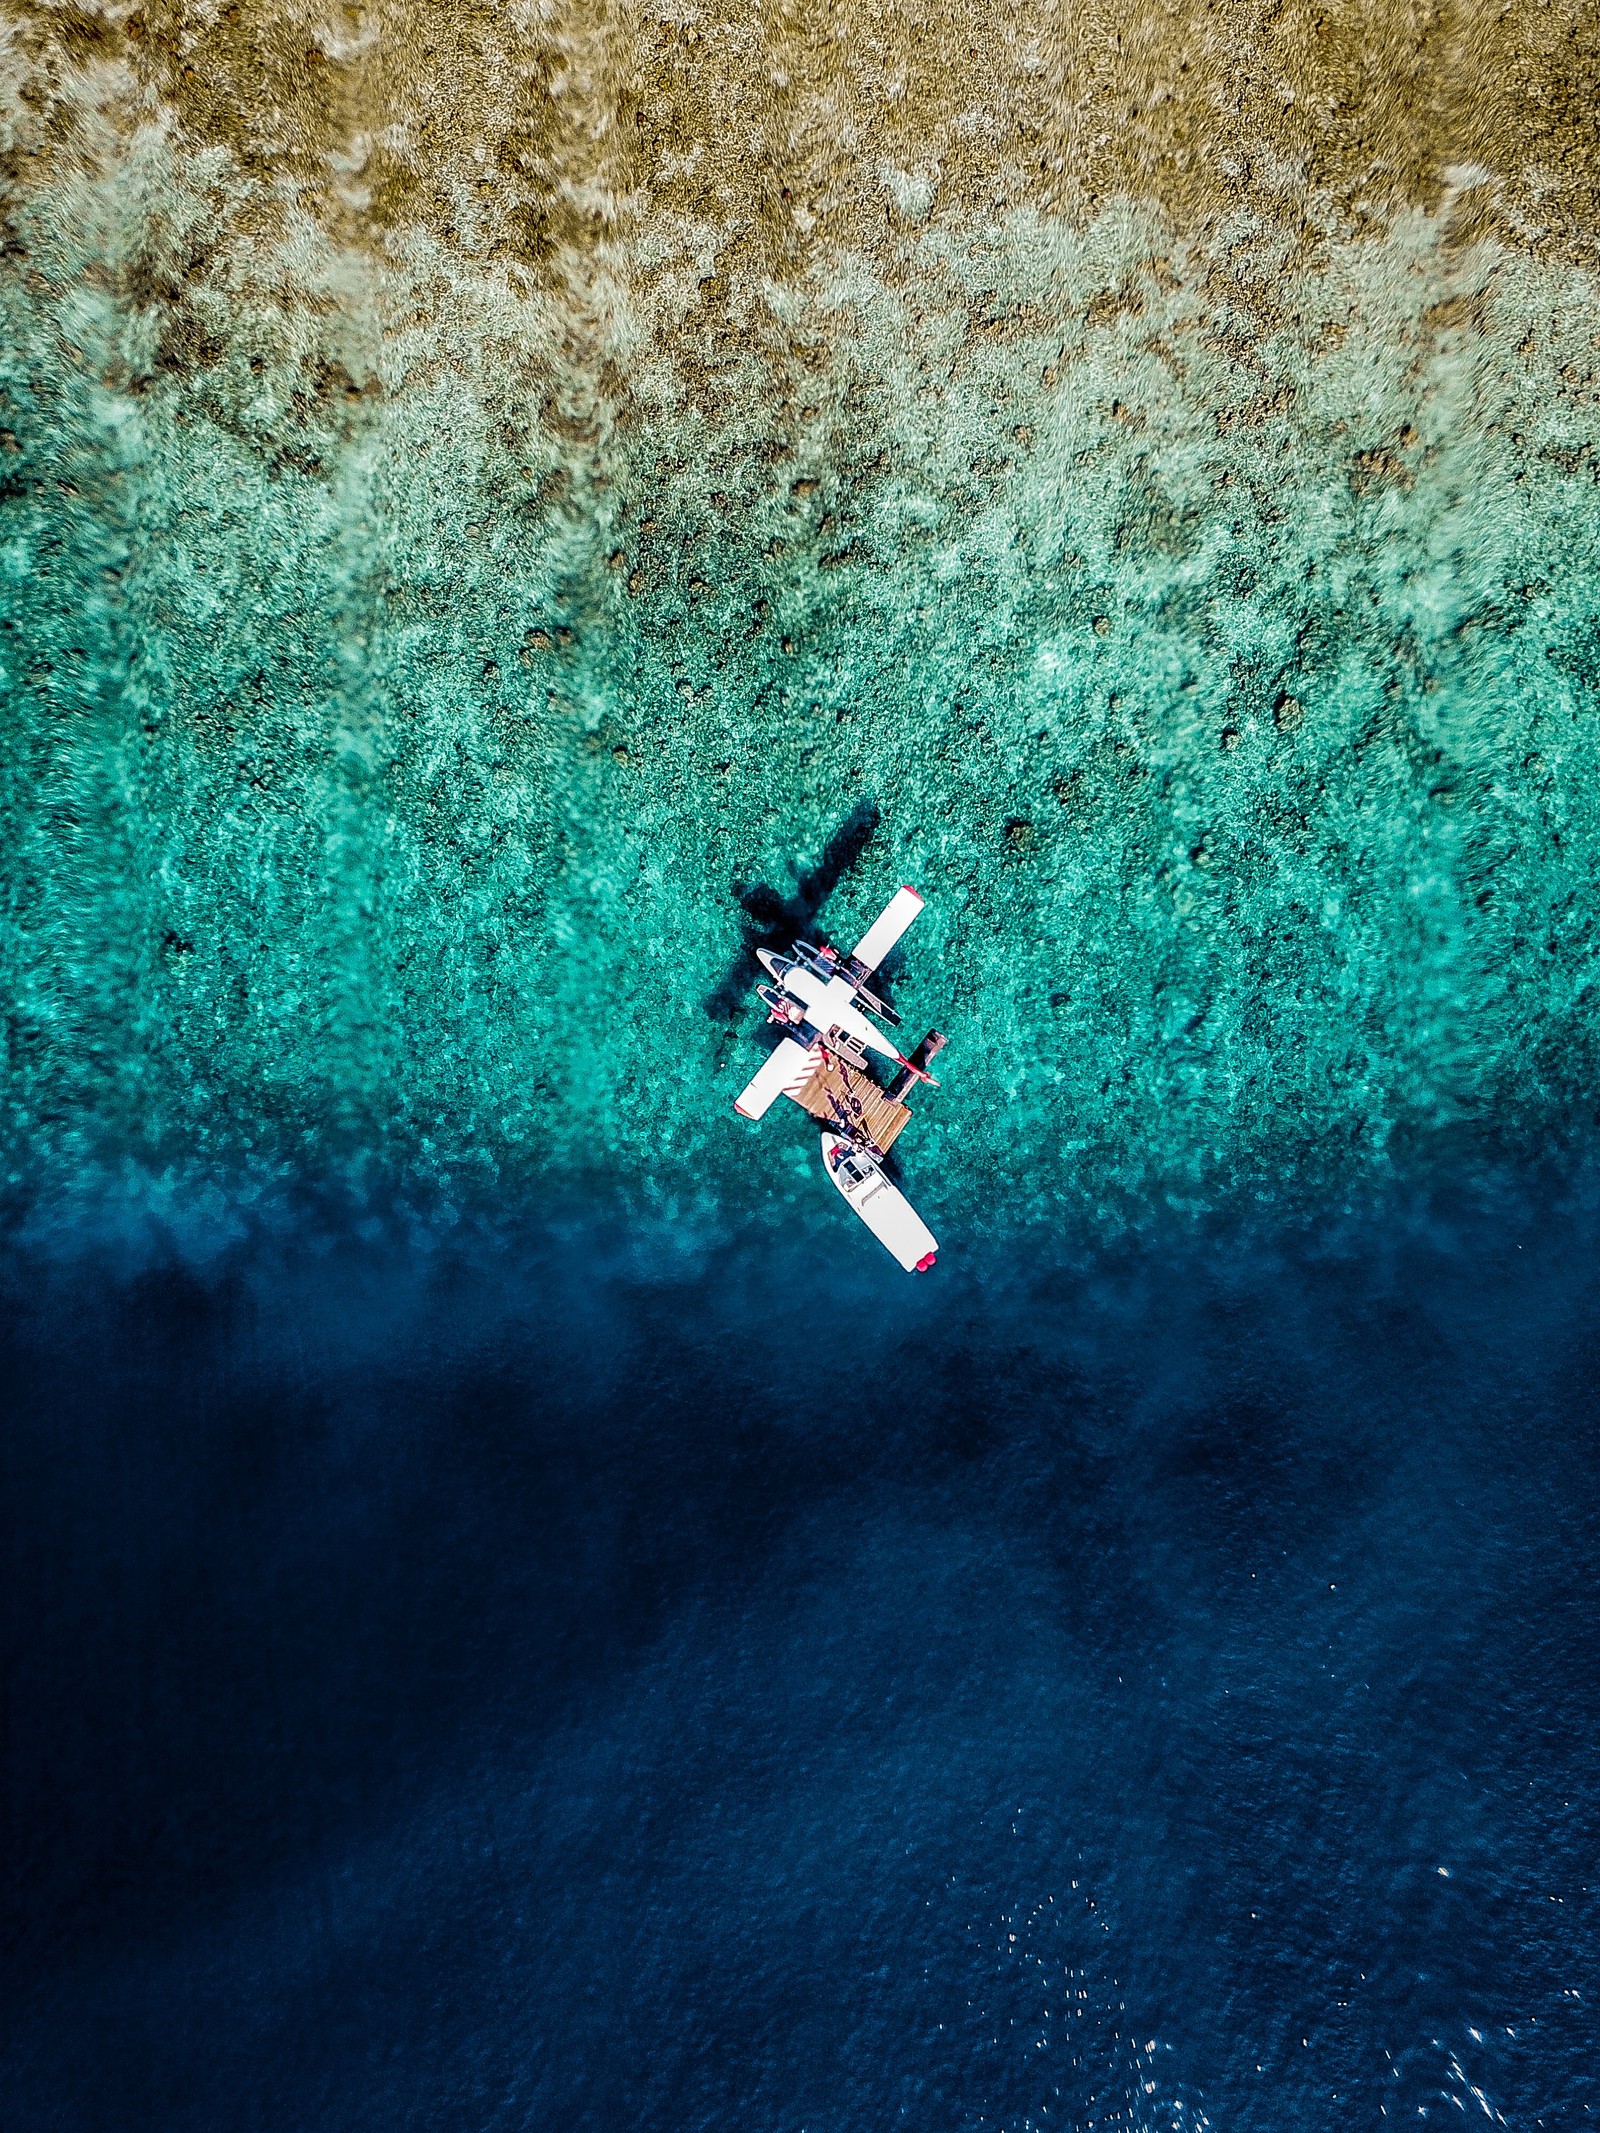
left=819, top=1132, right=939, bottom=1272
left=734, top=1037, right=819, bottom=1120
left=848, top=886, right=923, bottom=976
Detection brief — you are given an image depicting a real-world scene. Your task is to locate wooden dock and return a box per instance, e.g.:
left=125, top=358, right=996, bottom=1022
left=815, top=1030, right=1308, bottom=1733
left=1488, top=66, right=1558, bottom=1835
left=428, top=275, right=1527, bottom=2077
left=791, top=1052, right=912, bottom=1155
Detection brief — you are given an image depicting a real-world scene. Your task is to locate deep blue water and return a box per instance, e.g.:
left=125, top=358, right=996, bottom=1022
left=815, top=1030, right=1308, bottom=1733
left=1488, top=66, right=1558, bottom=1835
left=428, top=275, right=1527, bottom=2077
left=3, top=1190, right=1597, bottom=2131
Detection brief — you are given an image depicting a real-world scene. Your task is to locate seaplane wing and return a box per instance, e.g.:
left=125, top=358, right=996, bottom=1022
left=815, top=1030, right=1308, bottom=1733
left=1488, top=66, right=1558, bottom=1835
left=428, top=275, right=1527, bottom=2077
left=733, top=1036, right=820, bottom=1120
left=848, top=885, right=924, bottom=976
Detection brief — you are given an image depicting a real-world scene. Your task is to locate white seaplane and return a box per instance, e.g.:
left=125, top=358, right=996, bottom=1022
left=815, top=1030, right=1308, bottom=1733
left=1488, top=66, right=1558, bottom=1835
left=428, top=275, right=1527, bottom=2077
left=733, top=885, right=947, bottom=1271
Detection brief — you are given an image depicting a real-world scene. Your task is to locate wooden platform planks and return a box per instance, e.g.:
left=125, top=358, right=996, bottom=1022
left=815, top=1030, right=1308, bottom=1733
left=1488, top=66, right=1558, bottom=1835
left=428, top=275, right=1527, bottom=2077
left=791, top=1052, right=912, bottom=1154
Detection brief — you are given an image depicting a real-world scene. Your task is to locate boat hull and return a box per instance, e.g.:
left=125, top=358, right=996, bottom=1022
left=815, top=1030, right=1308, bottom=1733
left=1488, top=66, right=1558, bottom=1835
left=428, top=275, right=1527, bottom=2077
left=819, top=1132, right=938, bottom=1272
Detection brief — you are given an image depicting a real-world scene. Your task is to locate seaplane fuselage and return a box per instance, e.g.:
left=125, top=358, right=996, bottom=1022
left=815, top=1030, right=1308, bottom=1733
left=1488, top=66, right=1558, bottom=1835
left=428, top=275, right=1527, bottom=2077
left=755, top=950, right=908, bottom=1066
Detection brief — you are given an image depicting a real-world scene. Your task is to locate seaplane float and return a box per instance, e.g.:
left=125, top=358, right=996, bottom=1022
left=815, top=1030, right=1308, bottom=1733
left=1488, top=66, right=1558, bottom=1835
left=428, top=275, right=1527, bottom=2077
left=732, top=885, right=946, bottom=1271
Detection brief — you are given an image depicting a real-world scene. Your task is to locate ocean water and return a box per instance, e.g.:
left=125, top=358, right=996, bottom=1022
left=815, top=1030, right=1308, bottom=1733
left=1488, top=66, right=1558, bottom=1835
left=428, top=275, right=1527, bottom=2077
left=5, top=1199, right=1598, bottom=2129
left=5, top=1, right=1600, bottom=2124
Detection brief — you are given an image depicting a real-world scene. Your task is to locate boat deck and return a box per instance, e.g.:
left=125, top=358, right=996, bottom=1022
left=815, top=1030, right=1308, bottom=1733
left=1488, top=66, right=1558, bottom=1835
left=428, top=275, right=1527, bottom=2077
left=790, top=1053, right=911, bottom=1155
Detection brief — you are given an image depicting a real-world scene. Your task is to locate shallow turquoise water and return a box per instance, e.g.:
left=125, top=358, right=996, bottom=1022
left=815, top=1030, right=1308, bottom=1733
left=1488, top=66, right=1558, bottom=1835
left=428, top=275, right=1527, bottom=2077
left=7, top=140, right=1600, bottom=1250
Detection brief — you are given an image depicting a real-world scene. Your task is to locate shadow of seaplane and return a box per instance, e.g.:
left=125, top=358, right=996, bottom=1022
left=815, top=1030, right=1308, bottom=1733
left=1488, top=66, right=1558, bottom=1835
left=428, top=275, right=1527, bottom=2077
left=702, top=800, right=884, bottom=1025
